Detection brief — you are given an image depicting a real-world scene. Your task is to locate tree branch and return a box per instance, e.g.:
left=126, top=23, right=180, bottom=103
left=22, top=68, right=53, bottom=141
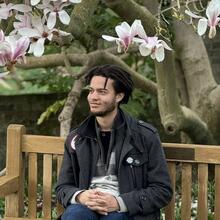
left=68, top=0, right=99, bottom=40
left=17, top=51, right=157, bottom=96
left=58, top=73, right=86, bottom=137
left=181, top=106, right=215, bottom=144
left=105, top=0, right=159, bottom=36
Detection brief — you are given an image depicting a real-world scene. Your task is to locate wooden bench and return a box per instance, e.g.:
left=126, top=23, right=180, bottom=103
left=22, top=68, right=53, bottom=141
left=0, top=124, right=220, bottom=220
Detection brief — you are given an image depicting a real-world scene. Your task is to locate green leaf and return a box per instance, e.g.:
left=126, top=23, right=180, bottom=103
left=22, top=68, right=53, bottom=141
left=37, top=99, right=66, bottom=125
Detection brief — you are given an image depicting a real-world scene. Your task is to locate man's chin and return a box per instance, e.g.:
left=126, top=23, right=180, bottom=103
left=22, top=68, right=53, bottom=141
left=90, top=111, right=105, bottom=117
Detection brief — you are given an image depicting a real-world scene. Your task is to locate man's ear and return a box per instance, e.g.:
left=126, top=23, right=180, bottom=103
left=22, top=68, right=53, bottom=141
left=116, top=93, right=124, bottom=103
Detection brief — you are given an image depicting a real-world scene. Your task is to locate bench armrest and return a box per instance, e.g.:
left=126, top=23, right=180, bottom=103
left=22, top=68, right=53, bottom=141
left=0, top=175, right=19, bottom=197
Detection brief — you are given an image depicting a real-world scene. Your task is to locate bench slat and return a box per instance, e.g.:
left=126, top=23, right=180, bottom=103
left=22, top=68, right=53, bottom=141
left=43, top=154, right=52, bottom=219
left=22, top=135, right=65, bottom=155
left=197, top=164, right=208, bottom=220
left=5, top=125, right=25, bottom=217
left=214, top=164, right=220, bottom=220
left=56, top=155, right=64, bottom=216
left=181, top=163, right=192, bottom=219
left=164, top=162, right=176, bottom=220
left=28, top=153, right=37, bottom=218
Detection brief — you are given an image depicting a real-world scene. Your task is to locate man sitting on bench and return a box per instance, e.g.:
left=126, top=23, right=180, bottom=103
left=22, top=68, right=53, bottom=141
left=55, top=64, right=173, bottom=220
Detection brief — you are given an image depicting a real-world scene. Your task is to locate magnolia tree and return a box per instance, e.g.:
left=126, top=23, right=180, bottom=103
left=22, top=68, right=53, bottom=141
left=0, top=0, right=220, bottom=145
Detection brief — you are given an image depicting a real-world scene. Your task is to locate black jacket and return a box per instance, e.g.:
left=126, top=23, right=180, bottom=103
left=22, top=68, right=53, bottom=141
left=55, top=110, right=173, bottom=220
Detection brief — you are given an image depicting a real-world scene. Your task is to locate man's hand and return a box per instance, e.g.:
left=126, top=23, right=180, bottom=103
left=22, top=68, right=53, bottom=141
left=76, top=190, right=119, bottom=215
left=85, top=191, right=119, bottom=215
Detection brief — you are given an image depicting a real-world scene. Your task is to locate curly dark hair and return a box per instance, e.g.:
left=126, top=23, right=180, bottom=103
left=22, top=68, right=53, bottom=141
left=85, top=64, right=134, bottom=104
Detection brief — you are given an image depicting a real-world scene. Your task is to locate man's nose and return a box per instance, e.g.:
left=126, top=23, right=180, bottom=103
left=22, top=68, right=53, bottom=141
left=88, top=91, right=98, bottom=100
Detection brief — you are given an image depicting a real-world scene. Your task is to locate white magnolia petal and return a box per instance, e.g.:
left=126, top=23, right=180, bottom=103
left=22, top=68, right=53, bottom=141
left=150, top=53, right=156, bottom=60
left=69, top=0, right=82, bottom=3
left=31, top=0, right=41, bottom=6
left=197, top=18, right=208, bottom=36
left=115, top=25, right=130, bottom=39
left=136, top=23, right=147, bottom=40
left=116, top=40, right=122, bottom=53
left=0, top=57, right=7, bottom=66
left=132, top=37, right=145, bottom=44
left=42, top=0, right=51, bottom=3
left=58, top=10, right=70, bottom=25
left=9, top=29, right=17, bottom=35
left=185, top=10, right=202, bottom=19
left=0, top=7, right=10, bottom=19
left=206, top=0, right=220, bottom=21
left=34, top=38, right=45, bottom=57
left=155, top=45, right=165, bottom=62
left=147, top=36, right=158, bottom=48
left=31, top=16, right=44, bottom=33
left=42, top=8, right=51, bottom=16
left=0, top=30, right=5, bottom=41
left=139, top=44, right=151, bottom=57
left=57, top=30, right=71, bottom=36
left=0, top=42, right=11, bottom=64
left=130, top=19, right=142, bottom=36
left=13, top=37, right=30, bottom=60
left=209, top=26, right=217, bottom=39
left=13, top=14, right=32, bottom=29
left=47, top=33, right=53, bottom=41
left=102, top=35, right=118, bottom=42
left=119, top=22, right=131, bottom=32
left=5, top=35, right=17, bottom=50
left=11, top=4, right=32, bottom=12
left=0, top=41, right=11, bottom=51
left=13, top=21, right=21, bottom=30
left=159, top=40, right=172, bottom=50
left=28, top=42, right=35, bottom=53
left=18, top=28, right=40, bottom=38
left=47, top=12, right=57, bottom=29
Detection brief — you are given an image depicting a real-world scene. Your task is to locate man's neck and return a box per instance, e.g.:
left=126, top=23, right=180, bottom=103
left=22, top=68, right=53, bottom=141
left=96, top=109, right=118, bottom=131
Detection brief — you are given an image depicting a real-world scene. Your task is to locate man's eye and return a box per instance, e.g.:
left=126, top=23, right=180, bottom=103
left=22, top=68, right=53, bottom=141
left=99, top=90, right=107, bottom=94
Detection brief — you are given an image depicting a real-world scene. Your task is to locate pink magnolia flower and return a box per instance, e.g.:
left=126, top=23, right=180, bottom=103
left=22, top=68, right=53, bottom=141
left=185, top=0, right=220, bottom=39
left=102, top=19, right=143, bottom=53
left=31, top=0, right=81, bottom=6
left=0, top=3, right=31, bottom=20
left=13, top=14, right=32, bottom=30
left=0, top=32, right=30, bottom=67
left=18, top=16, right=70, bottom=57
left=10, top=14, right=32, bottom=35
left=134, top=25, right=172, bottom=62
left=37, top=0, right=72, bottom=29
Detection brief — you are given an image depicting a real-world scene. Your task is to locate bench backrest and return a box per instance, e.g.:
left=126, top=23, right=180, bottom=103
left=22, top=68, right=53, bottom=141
left=1, top=124, right=220, bottom=220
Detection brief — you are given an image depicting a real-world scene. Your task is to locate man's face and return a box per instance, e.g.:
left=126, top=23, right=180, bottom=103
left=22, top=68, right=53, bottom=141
left=87, top=76, right=123, bottom=117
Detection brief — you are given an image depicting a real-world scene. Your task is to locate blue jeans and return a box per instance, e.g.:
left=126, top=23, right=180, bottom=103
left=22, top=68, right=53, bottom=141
left=61, top=204, right=134, bottom=220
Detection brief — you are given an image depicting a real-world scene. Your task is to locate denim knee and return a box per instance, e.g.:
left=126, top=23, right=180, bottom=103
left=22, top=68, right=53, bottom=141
left=100, top=212, right=133, bottom=220
left=61, top=204, right=98, bottom=220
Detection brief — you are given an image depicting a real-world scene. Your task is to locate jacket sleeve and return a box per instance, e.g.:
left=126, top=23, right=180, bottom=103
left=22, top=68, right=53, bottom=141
left=55, top=139, right=81, bottom=208
left=120, top=132, right=173, bottom=216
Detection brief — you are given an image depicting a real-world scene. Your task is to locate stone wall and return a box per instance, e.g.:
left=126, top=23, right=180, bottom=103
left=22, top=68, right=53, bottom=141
left=0, top=93, right=67, bottom=170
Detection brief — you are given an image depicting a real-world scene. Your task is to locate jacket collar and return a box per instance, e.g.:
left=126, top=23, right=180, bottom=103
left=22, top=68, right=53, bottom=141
left=76, top=109, right=145, bottom=154
left=76, top=108, right=127, bottom=139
